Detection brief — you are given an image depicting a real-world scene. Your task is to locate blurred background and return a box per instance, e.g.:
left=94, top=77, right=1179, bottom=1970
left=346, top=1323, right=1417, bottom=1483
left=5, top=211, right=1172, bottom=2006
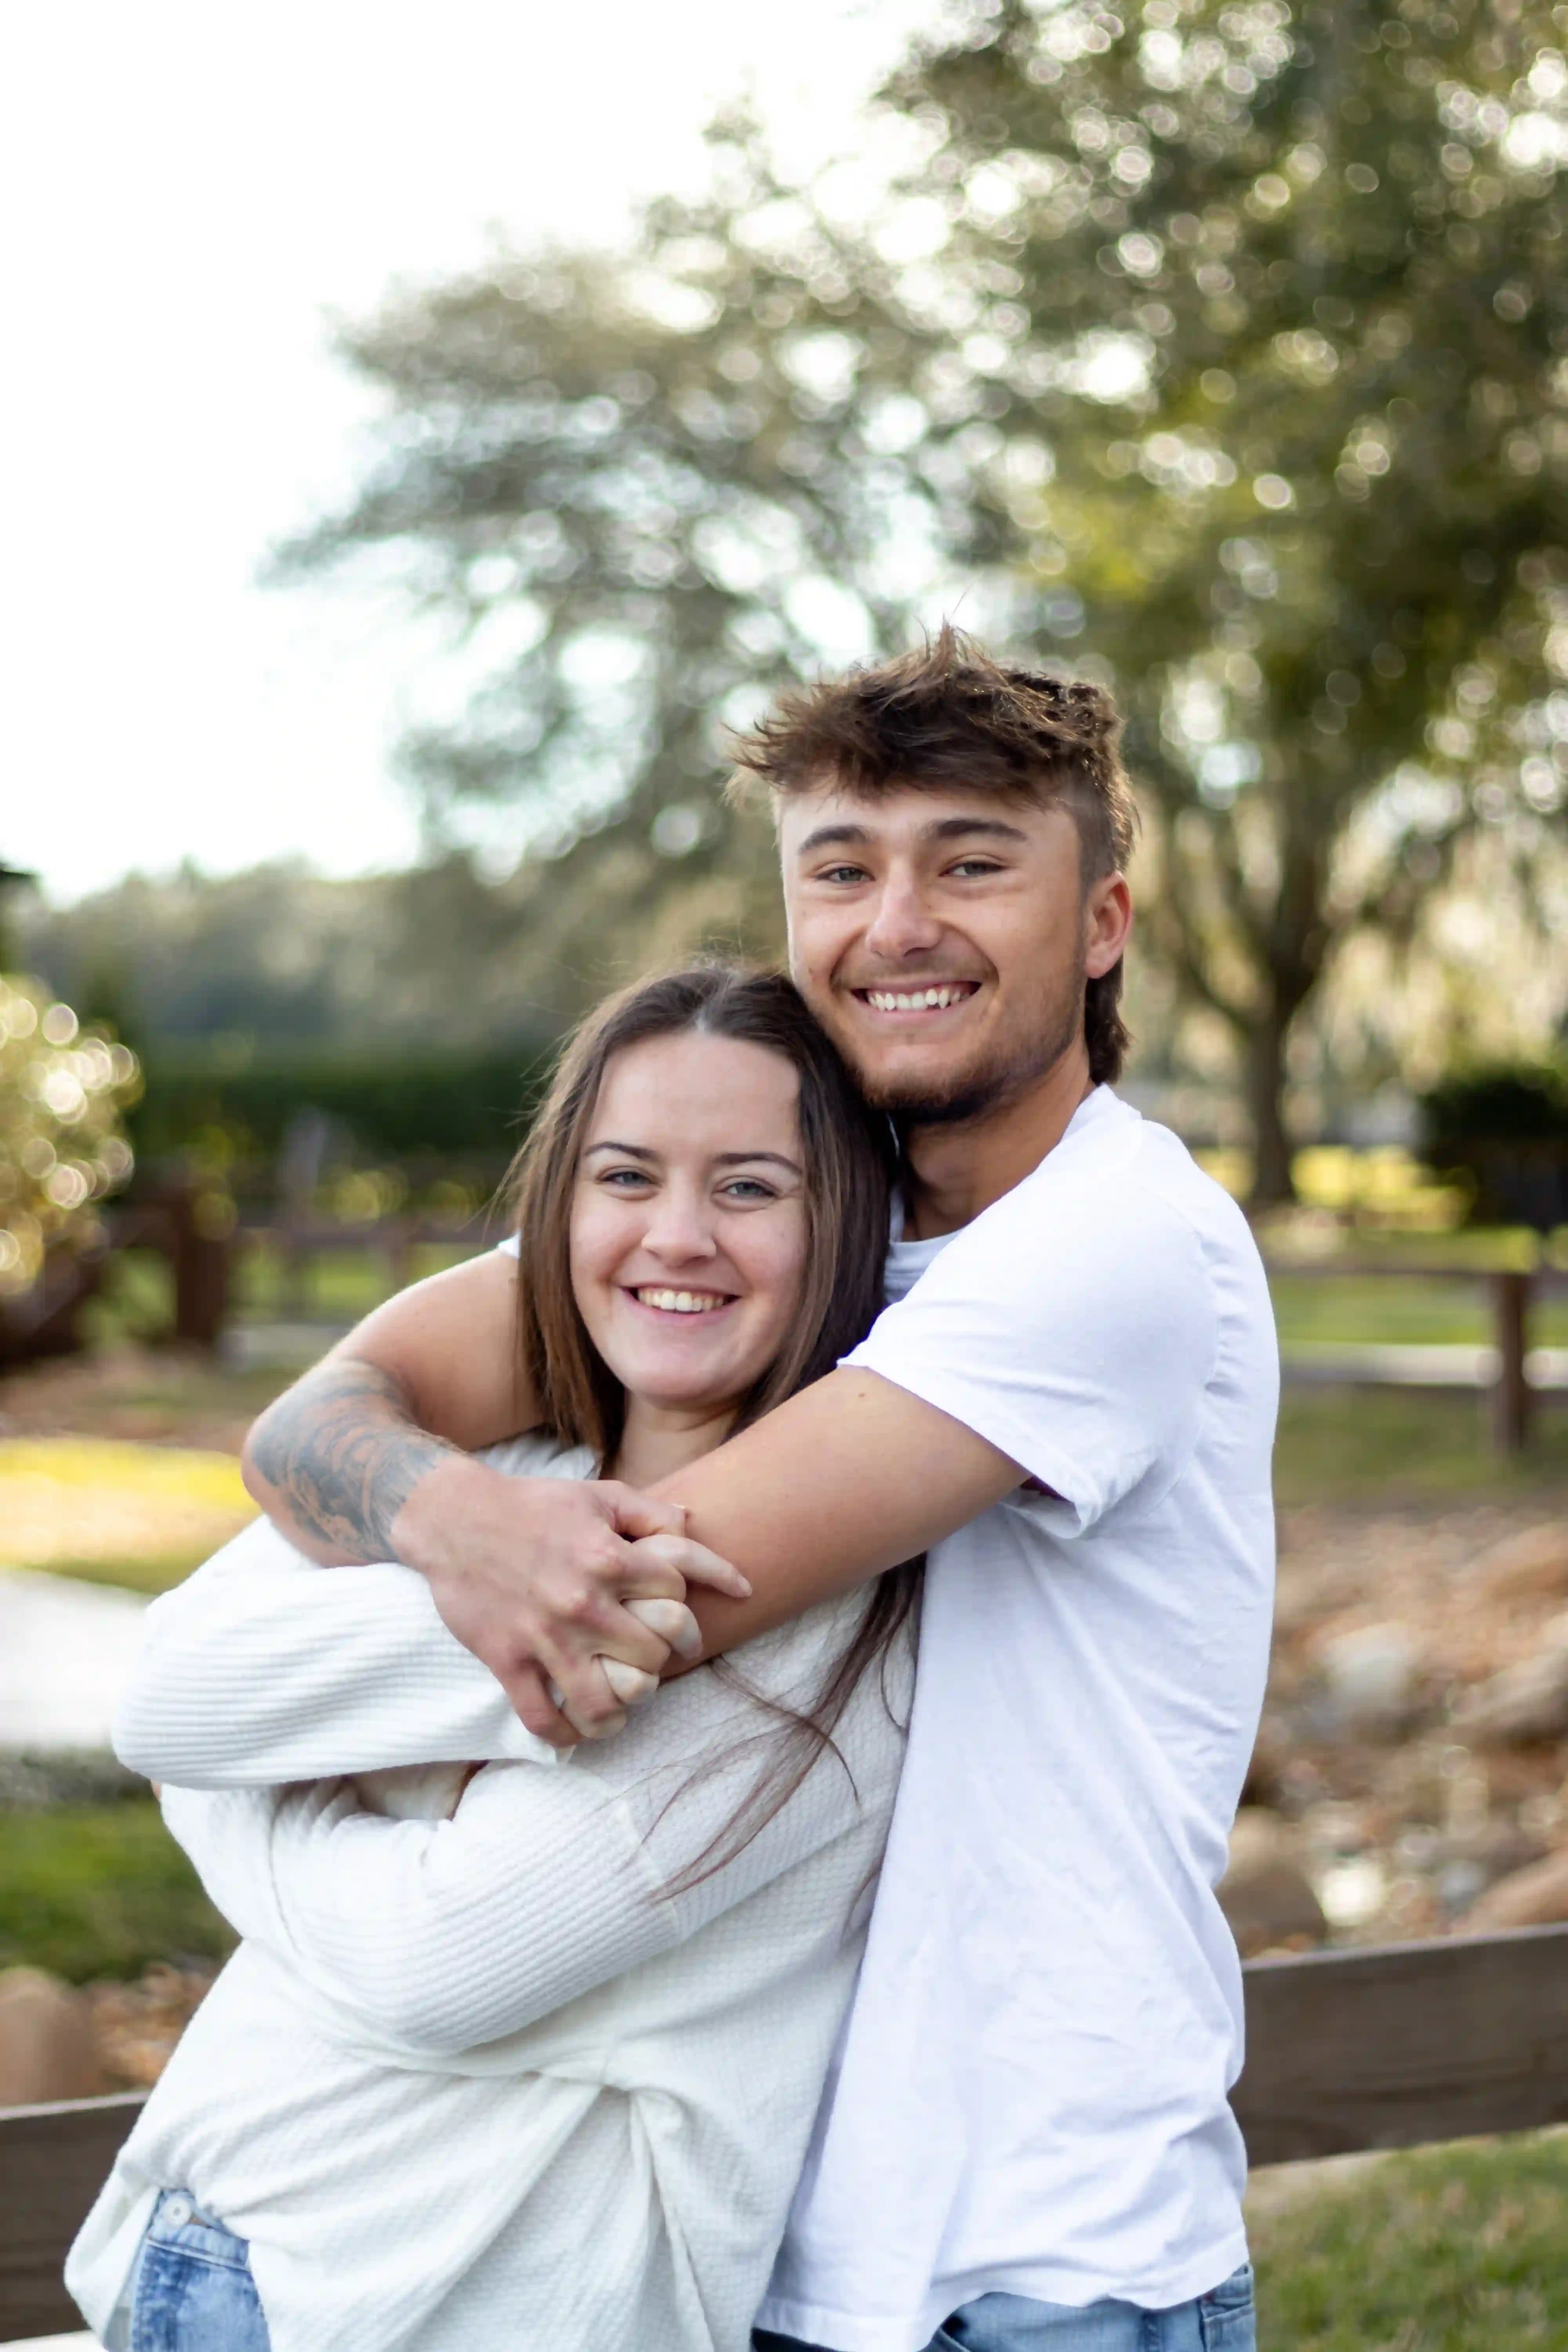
left=2, top=0, right=1568, bottom=2337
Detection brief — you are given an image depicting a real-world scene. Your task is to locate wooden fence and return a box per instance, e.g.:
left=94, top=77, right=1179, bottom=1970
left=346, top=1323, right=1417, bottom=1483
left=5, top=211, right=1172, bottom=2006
left=3, top=1923, right=1567, bottom=2339
left=1266, top=1258, right=1568, bottom=1453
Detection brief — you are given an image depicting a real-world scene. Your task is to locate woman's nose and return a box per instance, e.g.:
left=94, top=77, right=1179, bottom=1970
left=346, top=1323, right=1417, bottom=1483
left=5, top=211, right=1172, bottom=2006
left=641, top=1191, right=718, bottom=1263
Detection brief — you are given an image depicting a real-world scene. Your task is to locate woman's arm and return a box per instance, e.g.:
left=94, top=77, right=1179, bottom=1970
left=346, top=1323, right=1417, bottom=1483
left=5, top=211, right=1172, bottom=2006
left=113, top=1516, right=554, bottom=1786
left=160, top=1611, right=906, bottom=2056
left=115, top=1490, right=713, bottom=1789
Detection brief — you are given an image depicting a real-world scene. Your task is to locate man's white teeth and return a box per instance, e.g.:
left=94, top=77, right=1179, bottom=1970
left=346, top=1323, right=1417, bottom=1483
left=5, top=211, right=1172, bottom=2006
left=635, top=1287, right=728, bottom=1314
left=865, top=985, right=973, bottom=1012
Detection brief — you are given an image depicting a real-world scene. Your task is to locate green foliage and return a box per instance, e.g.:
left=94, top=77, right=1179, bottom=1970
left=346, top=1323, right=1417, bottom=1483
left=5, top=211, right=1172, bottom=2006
left=0, top=1802, right=234, bottom=1984
left=1420, top=1060, right=1568, bottom=1225
left=129, top=1041, right=557, bottom=1189
left=279, top=0, right=1568, bottom=1198
left=1252, top=2134, right=1568, bottom=2348
left=1423, top=1062, right=1568, bottom=1143
left=900, top=0, right=1568, bottom=1193
left=0, top=976, right=140, bottom=1295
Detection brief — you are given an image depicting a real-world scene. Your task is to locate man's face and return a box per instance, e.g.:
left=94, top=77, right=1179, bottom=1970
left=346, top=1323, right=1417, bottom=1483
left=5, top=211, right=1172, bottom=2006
left=777, top=780, right=1129, bottom=1123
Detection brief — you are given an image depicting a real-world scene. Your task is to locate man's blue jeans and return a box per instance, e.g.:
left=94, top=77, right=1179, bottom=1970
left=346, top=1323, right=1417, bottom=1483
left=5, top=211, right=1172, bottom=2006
left=755, top=2262, right=1256, bottom=2351
left=127, top=2187, right=271, bottom=2350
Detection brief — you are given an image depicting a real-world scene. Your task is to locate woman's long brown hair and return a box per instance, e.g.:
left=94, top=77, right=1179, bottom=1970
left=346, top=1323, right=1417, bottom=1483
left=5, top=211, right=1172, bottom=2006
left=503, top=962, right=920, bottom=1885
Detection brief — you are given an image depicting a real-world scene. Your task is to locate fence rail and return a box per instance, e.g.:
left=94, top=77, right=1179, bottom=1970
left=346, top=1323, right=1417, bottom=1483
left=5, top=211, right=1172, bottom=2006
left=4, top=1925, right=1568, bottom=2338
left=1263, top=1258, right=1567, bottom=1452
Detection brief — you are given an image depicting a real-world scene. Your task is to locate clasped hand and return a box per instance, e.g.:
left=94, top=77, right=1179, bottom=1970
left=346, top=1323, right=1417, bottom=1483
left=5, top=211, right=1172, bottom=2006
left=394, top=1459, right=749, bottom=1747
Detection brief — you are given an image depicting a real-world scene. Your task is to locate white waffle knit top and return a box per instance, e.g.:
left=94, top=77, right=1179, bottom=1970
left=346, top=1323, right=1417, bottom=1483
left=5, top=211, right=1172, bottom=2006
left=68, top=1435, right=911, bottom=2352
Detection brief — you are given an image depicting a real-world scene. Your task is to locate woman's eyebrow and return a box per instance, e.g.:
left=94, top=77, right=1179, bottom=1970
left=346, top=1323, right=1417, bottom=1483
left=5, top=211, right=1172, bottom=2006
left=713, top=1151, right=803, bottom=1173
left=584, top=1140, right=658, bottom=1160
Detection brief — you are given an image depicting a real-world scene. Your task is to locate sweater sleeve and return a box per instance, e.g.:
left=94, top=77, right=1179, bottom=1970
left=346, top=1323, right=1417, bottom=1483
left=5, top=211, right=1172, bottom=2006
left=160, top=1599, right=908, bottom=2058
left=115, top=1516, right=550, bottom=1788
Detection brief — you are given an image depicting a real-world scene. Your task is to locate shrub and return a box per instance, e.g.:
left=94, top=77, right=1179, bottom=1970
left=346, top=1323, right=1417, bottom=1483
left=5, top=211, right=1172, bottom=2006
left=1420, top=1065, right=1568, bottom=1232
left=127, top=1040, right=557, bottom=1199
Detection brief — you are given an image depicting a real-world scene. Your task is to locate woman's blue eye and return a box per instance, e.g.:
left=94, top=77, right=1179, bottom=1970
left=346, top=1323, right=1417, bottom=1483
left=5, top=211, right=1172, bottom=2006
left=722, top=1179, right=775, bottom=1201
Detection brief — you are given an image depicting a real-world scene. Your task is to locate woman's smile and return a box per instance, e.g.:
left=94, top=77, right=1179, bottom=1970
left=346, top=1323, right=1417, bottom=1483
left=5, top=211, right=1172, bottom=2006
left=626, top=1284, right=738, bottom=1316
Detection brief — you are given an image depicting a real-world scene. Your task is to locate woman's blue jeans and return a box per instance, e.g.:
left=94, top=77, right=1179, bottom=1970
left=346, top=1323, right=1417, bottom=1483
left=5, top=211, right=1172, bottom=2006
left=128, top=2188, right=271, bottom=2351
left=756, top=2263, right=1256, bottom=2351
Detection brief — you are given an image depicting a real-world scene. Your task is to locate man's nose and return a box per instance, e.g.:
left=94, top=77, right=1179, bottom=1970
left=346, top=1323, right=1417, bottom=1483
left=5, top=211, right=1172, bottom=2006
left=862, top=875, right=944, bottom=962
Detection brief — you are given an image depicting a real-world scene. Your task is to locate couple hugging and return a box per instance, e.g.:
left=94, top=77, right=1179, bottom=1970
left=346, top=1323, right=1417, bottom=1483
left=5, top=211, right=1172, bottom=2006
left=69, top=629, right=1277, bottom=2352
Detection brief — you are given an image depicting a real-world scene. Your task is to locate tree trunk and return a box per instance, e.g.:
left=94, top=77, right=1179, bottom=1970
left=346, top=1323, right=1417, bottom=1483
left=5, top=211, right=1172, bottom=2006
left=1245, top=1011, right=1296, bottom=1209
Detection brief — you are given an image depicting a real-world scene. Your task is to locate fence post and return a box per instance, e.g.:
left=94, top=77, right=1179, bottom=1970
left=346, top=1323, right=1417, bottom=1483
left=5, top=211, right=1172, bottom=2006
left=161, top=1180, right=234, bottom=1350
left=1490, top=1269, right=1532, bottom=1457
left=383, top=1214, right=416, bottom=1298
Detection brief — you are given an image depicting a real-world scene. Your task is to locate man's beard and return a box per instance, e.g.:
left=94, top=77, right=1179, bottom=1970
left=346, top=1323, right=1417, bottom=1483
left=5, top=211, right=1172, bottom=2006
left=853, top=963, right=1086, bottom=1129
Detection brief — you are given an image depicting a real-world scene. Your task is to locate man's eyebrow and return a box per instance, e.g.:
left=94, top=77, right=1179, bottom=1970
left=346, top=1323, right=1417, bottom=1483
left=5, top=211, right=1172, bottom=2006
left=796, top=813, right=1032, bottom=857
left=795, top=822, right=871, bottom=857
left=922, top=815, right=1032, bottom=846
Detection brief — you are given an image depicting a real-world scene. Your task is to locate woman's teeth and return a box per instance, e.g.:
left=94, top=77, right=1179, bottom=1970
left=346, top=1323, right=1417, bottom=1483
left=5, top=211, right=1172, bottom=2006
left=634, top=1287, right=730, bottom=1314
left=864, top=985, right=973, bottom=1011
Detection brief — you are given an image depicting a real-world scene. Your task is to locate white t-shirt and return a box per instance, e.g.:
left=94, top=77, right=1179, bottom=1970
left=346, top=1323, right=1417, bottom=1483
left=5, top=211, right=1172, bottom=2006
left=757, top=1085, right=1278, bottom=2352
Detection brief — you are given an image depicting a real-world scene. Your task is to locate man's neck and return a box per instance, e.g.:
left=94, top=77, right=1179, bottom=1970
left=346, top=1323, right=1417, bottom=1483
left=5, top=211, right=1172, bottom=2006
left=902, top=1049, right=1097, bottom=1239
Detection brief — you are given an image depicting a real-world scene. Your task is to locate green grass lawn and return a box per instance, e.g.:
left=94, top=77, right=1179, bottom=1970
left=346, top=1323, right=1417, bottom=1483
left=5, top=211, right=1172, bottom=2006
left=1272, top=1389, right=1568, bottom=1506
left=0, top=1802, right=233, bottom=1984
left=1252, top=2135, right=1568, bottom=2349
left=1270, top=1273, right=1568, bottom=1351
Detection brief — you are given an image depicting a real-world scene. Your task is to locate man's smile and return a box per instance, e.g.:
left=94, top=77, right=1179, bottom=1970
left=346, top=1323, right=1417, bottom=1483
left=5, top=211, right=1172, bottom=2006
left=850, top=981, right=982, bottom=1018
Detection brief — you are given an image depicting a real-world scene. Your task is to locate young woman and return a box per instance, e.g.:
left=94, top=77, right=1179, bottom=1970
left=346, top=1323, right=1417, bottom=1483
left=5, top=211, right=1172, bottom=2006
left=69, top=966, right=918, bottom=2352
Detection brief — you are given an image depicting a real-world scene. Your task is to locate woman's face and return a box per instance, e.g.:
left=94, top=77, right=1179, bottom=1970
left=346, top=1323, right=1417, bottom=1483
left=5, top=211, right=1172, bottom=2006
left=570, top=1030, right=810, bottom=1422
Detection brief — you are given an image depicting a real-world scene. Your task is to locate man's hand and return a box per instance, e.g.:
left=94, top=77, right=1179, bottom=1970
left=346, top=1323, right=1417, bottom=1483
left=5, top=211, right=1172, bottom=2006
left=392, top=1456, right=751, bottom=1746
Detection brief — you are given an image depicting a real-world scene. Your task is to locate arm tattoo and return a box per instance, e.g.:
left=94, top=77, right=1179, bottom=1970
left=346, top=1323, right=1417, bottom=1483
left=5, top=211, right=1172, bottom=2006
left=248, top=1360, right=460, bottom=1562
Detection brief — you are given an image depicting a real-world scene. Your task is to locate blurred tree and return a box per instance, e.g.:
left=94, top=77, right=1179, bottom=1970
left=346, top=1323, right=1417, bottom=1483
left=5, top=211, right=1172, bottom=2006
left=0, top=977, right=140, bottom=1298
left=24, top=856, right=568, bottom=1047
left=281, top=0, right=1568, bottom=1199
left=884, top=0, right=1568, bottom=1197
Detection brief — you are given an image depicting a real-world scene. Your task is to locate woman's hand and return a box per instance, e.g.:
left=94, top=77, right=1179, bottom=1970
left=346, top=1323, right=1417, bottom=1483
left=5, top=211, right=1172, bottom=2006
left=392, top=1457, right=750, bottom=1745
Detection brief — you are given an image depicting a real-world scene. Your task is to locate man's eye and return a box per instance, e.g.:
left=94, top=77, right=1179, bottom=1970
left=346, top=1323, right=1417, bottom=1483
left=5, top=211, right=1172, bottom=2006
left=818, top=864, right=869, bottom=884
left=949, top=859, right=1004, bottom=878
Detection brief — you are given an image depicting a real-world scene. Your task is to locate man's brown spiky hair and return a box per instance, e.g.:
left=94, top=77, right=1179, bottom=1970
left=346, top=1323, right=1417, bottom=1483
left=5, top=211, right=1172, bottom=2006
left=728, top=625, right=1138, bottom=1086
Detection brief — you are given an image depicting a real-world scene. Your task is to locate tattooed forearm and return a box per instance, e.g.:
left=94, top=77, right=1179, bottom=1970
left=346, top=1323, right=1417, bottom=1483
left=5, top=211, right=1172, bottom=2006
left=246, top=1359, right=460, bottom=1563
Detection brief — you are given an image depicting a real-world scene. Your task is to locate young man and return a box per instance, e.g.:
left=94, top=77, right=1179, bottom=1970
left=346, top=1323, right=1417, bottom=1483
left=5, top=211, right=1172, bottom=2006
left=231, top=631, right=1280, bottom=2350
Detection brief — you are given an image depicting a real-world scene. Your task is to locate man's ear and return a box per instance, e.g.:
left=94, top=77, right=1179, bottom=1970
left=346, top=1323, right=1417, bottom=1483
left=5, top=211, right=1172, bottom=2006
left=1085, top=873, right=1134, bottom=979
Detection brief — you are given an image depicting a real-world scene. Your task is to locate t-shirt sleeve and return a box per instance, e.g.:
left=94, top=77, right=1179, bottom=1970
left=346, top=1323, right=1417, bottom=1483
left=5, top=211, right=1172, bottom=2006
left=844, top=1175, right=1217, bottom=1535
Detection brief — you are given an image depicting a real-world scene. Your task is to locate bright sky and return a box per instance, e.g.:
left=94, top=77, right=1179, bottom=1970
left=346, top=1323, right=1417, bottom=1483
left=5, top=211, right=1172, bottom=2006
left=2, top=0, right=933, bottom=906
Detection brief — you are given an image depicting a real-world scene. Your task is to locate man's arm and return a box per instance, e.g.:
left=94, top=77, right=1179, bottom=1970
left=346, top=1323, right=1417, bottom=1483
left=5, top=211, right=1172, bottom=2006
left=394, top=1367, right=1027, bottom=1725
left=241, top=1249, right=530, bottom=1565
left=655, top=1369, right=1027, bottom=1655
left=367, top=1169, right=1217, bottom=1739
left=241, top=1249, right=750, bottom=1744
